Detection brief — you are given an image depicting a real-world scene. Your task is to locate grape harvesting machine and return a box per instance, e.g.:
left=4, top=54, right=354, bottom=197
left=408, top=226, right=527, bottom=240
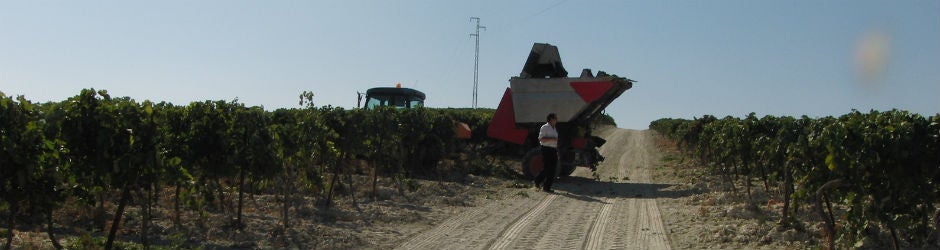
left=487, top=43, right=634, bottom=178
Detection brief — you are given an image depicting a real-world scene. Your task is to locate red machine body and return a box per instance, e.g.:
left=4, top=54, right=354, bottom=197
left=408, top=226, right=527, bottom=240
left=487, top=43, right=634, bottom=178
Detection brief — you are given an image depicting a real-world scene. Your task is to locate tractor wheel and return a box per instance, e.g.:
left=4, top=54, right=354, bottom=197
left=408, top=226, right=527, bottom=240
left=521, top=148, right=543, bottom=179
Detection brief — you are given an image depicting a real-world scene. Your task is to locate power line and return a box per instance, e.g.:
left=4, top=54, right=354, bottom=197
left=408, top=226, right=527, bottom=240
left=469, top=17, right=485, bottom=108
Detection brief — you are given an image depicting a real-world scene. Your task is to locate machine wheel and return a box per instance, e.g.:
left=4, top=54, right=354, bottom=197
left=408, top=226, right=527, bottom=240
left=521, top=148, right=543, bottom=179
left=523, top=148, right=574, bottom=178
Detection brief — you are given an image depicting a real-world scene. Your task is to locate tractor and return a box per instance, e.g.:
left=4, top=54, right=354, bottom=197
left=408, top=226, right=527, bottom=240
left=487, top=43, right=634, bottom=178
left=358, top=83, right=472, bottom=139
left=358, top=83, right=426, bottom=110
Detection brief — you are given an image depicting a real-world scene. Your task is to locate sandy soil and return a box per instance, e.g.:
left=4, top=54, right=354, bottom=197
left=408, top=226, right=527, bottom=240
left=7, top=127, right=823, bottom=249
left=393, top=126, right=820, bottom=250
left=395, top=127, right=671, bottom=249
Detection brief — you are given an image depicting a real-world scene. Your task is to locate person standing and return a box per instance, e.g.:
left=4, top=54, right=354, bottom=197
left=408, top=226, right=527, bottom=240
left=533, top=113, right=559, bottom=193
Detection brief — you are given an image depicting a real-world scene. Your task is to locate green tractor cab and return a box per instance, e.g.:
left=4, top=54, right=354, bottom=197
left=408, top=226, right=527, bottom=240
left=356, top=85, right=471, bottom=139
left=359, top=86, right=425, bottom=110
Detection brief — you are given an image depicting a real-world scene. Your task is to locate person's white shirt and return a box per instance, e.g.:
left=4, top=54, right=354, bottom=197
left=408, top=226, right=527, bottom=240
left=538, top=123, right=558, bottom=148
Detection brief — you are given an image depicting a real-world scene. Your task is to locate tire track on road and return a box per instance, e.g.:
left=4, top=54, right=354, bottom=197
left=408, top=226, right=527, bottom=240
left=528, top=194, right=600, bottom=249
left=394, top=203, right=487, bottom=249
left=396, top=128, right=673, bottom=249
left=583, top=129, right=671, bottom=249
left=582, top=128, right=627, bottom=249
left=487, top=193, right=558, bottom=250
left=583, top=197, right=614, bottom=250
left=395, top=196, right=534, bottom=250
left=624, top=130, right=671, bottom=249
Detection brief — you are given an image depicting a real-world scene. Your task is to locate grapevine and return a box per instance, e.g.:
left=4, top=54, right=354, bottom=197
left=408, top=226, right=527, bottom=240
left=650, top=110, right=940, bottom=248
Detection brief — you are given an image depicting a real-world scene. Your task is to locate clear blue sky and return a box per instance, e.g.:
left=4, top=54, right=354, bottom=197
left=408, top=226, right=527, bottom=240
left=2, top=1, right=938, bottom=129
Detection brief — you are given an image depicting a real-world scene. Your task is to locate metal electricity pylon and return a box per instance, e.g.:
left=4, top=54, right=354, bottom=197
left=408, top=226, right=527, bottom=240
left=470, top=17, right=485, bottom=108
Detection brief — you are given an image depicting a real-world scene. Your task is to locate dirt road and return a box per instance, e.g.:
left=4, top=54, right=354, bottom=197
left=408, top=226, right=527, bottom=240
left=396, top=127, right=672, bottom=249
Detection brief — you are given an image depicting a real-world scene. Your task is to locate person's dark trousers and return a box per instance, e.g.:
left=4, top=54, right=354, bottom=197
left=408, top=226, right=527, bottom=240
left=534, top=146, right=558, bottom=191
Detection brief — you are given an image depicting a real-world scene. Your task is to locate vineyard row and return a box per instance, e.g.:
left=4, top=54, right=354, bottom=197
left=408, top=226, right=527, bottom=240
left=1, top=89, right=497, bottom=249
left=649, top=110, right=940, bottom=249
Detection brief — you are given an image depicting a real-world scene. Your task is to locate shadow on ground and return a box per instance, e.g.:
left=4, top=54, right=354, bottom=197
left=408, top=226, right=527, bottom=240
left=547, top=176, right=699, bottom=203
